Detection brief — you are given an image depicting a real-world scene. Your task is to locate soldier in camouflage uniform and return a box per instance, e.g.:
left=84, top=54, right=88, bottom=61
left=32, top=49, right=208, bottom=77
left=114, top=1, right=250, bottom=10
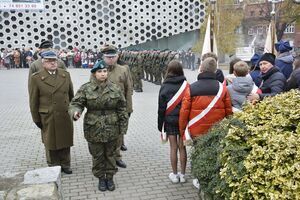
left=69, top=60, right=128, bottom=192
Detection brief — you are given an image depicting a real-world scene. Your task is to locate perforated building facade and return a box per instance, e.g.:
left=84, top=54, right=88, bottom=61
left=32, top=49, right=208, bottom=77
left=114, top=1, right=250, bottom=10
left=0, top=0, right=206, bottom=49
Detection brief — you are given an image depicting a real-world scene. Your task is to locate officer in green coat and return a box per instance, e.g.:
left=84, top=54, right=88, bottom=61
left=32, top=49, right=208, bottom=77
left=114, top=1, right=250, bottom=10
left=69, top=60, right=128, bottom=191
left=28, top=40, right=66, bottom=91
left=29, top=50, right=74, bottom=174
left=101, top=44, right=133, bottom=169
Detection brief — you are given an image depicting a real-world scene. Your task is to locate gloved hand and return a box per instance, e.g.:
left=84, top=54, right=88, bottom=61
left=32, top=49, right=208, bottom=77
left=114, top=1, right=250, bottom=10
left=35, top=122, right=43, bottom=129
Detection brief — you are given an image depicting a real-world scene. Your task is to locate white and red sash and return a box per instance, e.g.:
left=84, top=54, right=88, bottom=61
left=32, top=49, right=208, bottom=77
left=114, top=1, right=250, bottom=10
left=251, top=84, right=262, bottom=94
left=165, top=80, right=188, bottom=115
left=183, top=82, right=225, bottom=145
left=161, top=80, right=188, bottom=143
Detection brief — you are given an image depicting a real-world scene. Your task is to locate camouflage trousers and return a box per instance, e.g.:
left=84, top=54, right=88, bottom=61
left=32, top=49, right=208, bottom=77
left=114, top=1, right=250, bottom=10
left=132, top=73, right=143, bottom=90
left=115, top=134, right=124, bottom=161
left=45, top=147, right=70, bottom=168
left=88, top=139, right=118, bottom=179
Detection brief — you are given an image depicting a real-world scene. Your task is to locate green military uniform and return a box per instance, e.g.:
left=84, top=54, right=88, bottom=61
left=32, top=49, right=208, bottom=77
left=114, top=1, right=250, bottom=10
left=107, top=63, right=133, bottom=161
left=69, top=76, right=128, bottom=179
left=28, top=57, right=66, bottom=90
left=29, top=68, right=74, bottom=168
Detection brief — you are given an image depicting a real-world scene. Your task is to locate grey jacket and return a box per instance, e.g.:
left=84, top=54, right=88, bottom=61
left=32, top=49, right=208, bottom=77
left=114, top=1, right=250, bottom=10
left=227, top=76, right=254, bottom=110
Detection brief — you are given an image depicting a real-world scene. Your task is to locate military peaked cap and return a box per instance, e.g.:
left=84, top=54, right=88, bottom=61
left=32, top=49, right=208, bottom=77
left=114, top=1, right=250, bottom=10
left=40, top=50, right=57, bottom=59
left=39, top=40, right=53, bottom=49
left=101, top=44, right=118, bottom=56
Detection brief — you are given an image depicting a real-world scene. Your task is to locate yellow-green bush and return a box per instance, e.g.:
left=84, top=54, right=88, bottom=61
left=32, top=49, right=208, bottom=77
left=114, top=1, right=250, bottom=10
left=220, top=90, right=300, bottom=199
left=191, top=90, right=300, bottom=200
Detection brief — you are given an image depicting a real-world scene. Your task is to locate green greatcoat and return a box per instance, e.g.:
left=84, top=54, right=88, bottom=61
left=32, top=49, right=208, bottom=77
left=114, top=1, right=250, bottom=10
left=69, top=78, right=128, bottom=143
left=29, top=68, right=74, bottom=150
left=28, top=58, right=66, bottom=91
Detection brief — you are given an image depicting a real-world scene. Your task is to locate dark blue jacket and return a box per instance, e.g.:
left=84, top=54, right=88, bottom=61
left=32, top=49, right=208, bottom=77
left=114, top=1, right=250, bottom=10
left=158, top=75, right=186, bottom=132
left=275, top=52, right=294, bottom=80
left=259, top=67, right=286, bottom=100
left=250, top=69, right=262, bottom=87
left=286, top=68, right=300, bottom=91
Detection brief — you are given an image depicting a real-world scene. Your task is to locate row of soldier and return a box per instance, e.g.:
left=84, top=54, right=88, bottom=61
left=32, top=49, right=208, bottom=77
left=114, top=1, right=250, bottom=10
left=118, top=50, right=178, bottom=92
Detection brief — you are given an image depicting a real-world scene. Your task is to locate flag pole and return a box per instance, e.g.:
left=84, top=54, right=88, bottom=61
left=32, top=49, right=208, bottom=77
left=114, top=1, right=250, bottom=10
left=270, top=1, right=276, bottom=54
left=210, top=0, right=216, bottom=53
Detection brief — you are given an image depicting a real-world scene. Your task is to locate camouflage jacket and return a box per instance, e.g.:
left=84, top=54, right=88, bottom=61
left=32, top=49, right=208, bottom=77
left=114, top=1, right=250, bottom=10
left=69, top=78, right=128, bottom=143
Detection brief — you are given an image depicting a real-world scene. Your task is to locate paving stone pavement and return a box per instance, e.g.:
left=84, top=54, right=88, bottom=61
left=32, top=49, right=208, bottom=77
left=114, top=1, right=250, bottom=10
left=0, top=68, right=208, bottom=200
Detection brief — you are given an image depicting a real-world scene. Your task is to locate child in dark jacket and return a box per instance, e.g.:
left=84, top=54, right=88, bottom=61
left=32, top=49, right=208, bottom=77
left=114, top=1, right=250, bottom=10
left=158, top=60, right=188, bottom=184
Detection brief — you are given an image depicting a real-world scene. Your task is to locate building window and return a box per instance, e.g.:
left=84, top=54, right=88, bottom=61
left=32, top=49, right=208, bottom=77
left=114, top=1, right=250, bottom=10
left=284, top=23, right=295, bottom=33
left=248, top=27, right=254, bottom=35
left=257, top=26, right=264, bottom=35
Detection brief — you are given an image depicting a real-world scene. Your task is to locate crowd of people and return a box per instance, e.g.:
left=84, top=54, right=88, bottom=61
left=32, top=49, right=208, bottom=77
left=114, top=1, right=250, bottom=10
left=17, top=37, right=300, bottom=192
left=1, top=45, right=197, bottom=95
left=158, top=40, right=300, bottom=189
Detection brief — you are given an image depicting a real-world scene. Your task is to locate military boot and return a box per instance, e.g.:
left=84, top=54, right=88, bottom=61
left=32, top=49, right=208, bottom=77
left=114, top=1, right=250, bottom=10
left=135, top=88, right=143, bottom=92
left=98, top=178, right=107, bottom=191
left=106, top=177, right=115, bottom=191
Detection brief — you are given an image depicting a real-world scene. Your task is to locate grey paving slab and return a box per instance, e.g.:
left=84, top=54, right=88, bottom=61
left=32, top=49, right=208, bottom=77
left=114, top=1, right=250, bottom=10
left=0, top=68, right=207, bottom=200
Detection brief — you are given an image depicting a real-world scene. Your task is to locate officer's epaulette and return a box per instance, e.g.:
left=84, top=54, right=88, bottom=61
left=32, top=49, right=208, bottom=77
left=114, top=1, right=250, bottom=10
left=58, top=68, right=69, bottom=73
left=32, top=71, right=40, bottom=76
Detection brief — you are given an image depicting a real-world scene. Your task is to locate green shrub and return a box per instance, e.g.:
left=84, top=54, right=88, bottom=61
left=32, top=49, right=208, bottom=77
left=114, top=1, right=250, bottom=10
left=220, top=90, right=300, bottom=199
left=191, top=90, right=300, bottom=200
left=191, top=117, right=234, bottom=200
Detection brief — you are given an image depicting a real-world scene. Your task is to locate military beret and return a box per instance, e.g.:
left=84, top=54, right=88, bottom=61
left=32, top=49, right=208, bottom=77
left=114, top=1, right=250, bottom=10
left=40, top=50, right=57, bottom=59
left=39, top=40, right=53, bottom=49
left=91, top=59, right=107, bottom=73
left=100, top=44, right=118, bottom=56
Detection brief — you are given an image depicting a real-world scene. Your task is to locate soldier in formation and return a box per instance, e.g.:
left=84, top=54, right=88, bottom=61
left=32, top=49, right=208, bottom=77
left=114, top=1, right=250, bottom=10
left=119, top=50, right=178, bottom=88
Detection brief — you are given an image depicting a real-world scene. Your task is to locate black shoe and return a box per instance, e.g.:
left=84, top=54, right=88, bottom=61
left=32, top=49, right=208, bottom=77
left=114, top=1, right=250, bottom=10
left=62, top=167, right=73, bottom=174
left=98, top=178, right=107, bottom=191
left=120, top=144, right=127, bottom=151
left=135, top=89, right=143, bottom=93
left=106, top=179, right=115, bottom=191
left=116, top=160, right=127, bottom=168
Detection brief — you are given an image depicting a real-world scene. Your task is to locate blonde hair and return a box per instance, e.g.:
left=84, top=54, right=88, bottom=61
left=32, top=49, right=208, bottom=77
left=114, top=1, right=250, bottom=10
left=233, top=61, right=249, bottom=77
left=200, top=57, right=217, bottom=73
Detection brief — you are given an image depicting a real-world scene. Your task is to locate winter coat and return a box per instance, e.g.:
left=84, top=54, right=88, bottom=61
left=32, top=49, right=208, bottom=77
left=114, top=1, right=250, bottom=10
left=107, top=64, right=133, bottom=113
left=250, top=69, right=262, bottom=87
left=259, top=66, right=286, bottom=100
left=179, top=72, right=232, bottom=139
left=227, top=76, right=254, bottom=110
left=275, top=52, right=294, bottom=79
left=28, top=58, right=66, bottom=91
left=69, top=77, right=128, bottom=143
left=29, top=68, right=74, bottom=150
left=157, top=75, right=187, bottom=132
left=286, top=68, right=300, bottom=91
left=216, top=69, right=225, bottom=83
